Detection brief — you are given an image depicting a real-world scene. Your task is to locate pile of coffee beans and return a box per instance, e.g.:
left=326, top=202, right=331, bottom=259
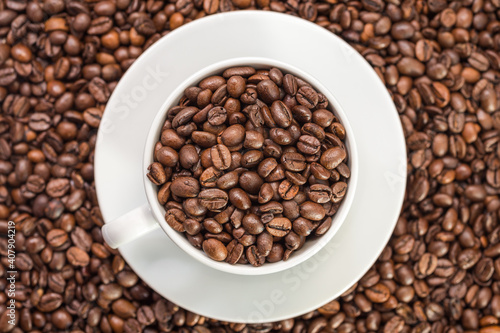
left=147, top=66, right=350, bottom=265
left=1, top=0, right=500, bottom=331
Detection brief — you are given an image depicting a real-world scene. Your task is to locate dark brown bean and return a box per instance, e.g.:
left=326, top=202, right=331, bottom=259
left=165, top=208, right=186, bottom=232
left=211, top=144, right=232, bottom=170
left=296, top=86, right=318, bottom=108
left=320, top=147, right=346, bottom=170
left=257, top=79, right=280, bottom=104
left=266, top=217, right=292, bottom=237
left=170, top=177, right=200, bottom=198
left=281, top=152, right=306, bottom=172
left=199, top=189, right=229, bottom=212
left=203, top=239, right=227, bottom=261
left=308, top=184, right=332, bottom=203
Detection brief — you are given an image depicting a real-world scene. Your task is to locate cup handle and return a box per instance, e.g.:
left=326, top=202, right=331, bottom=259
left=102, top=204, right=160, bottom=249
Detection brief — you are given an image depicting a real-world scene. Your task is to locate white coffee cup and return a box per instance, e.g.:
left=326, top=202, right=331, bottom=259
left=102, top=57, right=358, bottom=275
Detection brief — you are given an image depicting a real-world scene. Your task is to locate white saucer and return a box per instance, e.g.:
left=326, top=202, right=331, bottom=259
left=95, top=11, right=406, bottom=323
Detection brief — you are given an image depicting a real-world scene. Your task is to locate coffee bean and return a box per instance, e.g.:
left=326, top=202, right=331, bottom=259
left=300, top=201, right=326, bottom=221
left=179, top=144, right=199, bottom=169
left=268, top=68, right=283, bottom=85
left=285, top=171, right=306, bottom=186
left=222, top=66, right=256, bottom=78
left=0, top=43, right=10, bottom=64
left=293, top=217, right=314, bottom=237
left=464, top=184, right=486, bottom=202
left=297, top=135, right=321, bottom=155
left=258, top=158, right=278, bottom=178
left=289, top=105, right=310, bottom=124
left=203, top=218, right=223, bottom=234
left=257, top=79, right=280, bottom=104
left=257, top=183, right=273, bottom=204
left=244, top=104, right=265, bottom=129
left=200, top=166, right=222, bottom=187
left=266, top=217, right=292, bottom=237
left=88, top=77, right=110, bottom=103
left=229, top=188, right=251, bottom=210
left=391, top=22, right=415, bottom=40
left=309, top=162, right=330, bottom=180
left=266, top=243, right=284, bottom=263
left=474, top=258, right=494, bottom=283
left=165, top=208, right=186, bottom=232
left=170, top=177, right=200, bottom=198
left=256, top=232, right=273, bottom=256
left=83, top=108, right=103, bottom=128
left=184, top=198, right=207, bottom=217
left=302, top=122, right=326, bottom=141
left=112, top=299, right=136, bottom=319
left=226, top=241, right=244, bottom=264
left=11, top=43, right=32, bottom=63
left=26, top=236, right=45, bottom=253
left=313, top=109, right=335, bottom=128
left=227, top=76, right=246, bottom=98
left=88, top=16, right=113, bottom=35
left=315, top=217, right=332, bottom=236
left=331, top=182, right=347, bottom=202
left=278, top=179, right=299, bottom=200
left=184, top=219, right=202, bottom=236
left=281, top=152, right=306, bottom=172
left=219, top=124, right=245, bottom=146
left=38, top=293, right=63, bottom=312
left=199, top=189, right=228, bottom=212
left=202, top=239, right=227, bottom=261
left=216, top=170, right=239, bottom=190
left=241, top=150, right=263, bottom=168
left=46, top=229, right=68, bottom=247
left=71, top=227, right=92, bottom=252
left=211, top=84, right=228, bottom=105
left=172, top=106, right=198, bottom=128
left=397, top=57, right=425, bottom=76
left=199, top=76, right=224, bottom=92
left=365, top=283, right=390, bottom=303
left=270, top=100, right=292, bottom=128
left=296, top=86, right=318, bottom=108
left=51, top=308, right=72, bottom=329
left=239, top=171, right=263, bottom=194
left=207, top=106, right=227, bottom=126
left=147, top=162, right=167, bottom=185
left=232, top=228, right=254, bottom=247
left=243, top=130, right=265, bottom=150
left=211, top=144, right=231, bottom=170
left=283, top=74, right=298, bottom=96
left=29, top=113, right=51, bottom=131
left=242, top=214, right=264, bottom=235
left=417, top=253, right=438, bottom=277
left=46, top=178, right=70, bottom=198
left=458, top=248, right=481, bottom=270
left=0, top=67, right=16, bottom=85
left=320, top=147, right=346, bottom=170
left=247, top=245, right=265, bottom=266
left=308, top=184, right=332, bottom=203
left=66, top=246, right=90, bottom=266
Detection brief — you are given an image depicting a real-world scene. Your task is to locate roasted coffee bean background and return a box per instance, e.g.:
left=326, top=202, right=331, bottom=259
left=0, top=0, right=499, bottom=332
left=148, top=66, right=350, bottom=266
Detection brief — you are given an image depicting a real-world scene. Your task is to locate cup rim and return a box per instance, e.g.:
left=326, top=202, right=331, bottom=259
left=143, top=56, right=359, bottom=275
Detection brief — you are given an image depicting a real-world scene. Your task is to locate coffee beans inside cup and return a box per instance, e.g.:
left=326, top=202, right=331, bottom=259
left=147, top=66, right=350, bottom=266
